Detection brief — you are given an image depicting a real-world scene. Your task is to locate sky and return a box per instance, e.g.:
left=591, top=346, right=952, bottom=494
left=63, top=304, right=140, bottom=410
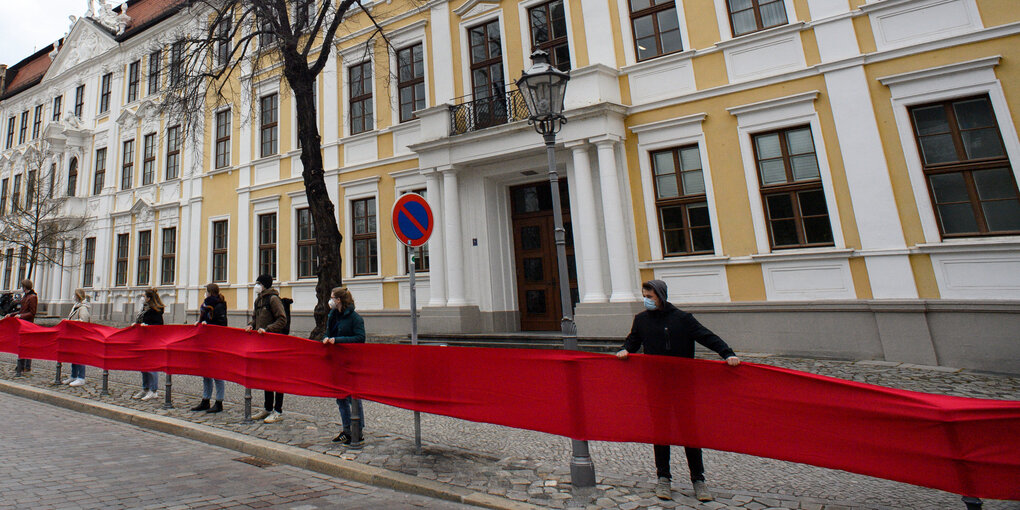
left=0, top=0, right=86, bottom=66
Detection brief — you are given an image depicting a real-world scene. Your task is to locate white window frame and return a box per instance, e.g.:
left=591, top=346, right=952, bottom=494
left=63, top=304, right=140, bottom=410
left=208, top=214, right=231, bottom=284
left=341, top=176, right=381, bottom=278
left=728, top=91, right=846, bottom=254
left=458, top=11, right=510, bottom=105
left=711, top=0, right=797, bottom=43
left=213, top=105, right=234, bottom=171
left=615, top=0, right=692, bottom=66
left=255, top=81, right=282, bottom=160
left=251, top=195, right=281, bottom=282
left=517, top=0, right=578, bottom=69
left=878, top=56, right=1020, bottom=245
left=340, top=43, right=377, bottom=139
left=386, top=20, right=430, bottom=126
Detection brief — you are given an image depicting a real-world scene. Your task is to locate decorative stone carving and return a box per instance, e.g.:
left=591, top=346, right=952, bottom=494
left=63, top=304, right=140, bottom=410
left=87, top=0, right=131, bottom=36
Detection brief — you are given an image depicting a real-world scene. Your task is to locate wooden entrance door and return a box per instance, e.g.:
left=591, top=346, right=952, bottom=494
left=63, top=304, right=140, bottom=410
left=511, top=181, right=578, bottom=332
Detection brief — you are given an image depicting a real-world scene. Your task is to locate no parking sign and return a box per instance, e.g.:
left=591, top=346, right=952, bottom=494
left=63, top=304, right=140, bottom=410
left=391, top=193, right=434, bottom=247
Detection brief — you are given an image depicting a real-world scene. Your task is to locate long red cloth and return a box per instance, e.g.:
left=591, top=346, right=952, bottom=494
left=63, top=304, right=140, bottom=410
left=1, top=317, right=1018, bottom=499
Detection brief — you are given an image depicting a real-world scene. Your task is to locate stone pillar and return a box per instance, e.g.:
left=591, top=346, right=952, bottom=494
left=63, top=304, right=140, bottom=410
left=565, top=140, right=607, bottom=303
left=441, top=167, right=465, bottom=306
left=424, top=169, right=447, bottom=306
left=593, top=136, right=636, bottom=302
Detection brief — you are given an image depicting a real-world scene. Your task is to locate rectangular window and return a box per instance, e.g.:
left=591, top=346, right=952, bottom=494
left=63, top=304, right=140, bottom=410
left=11, top=174, right=21, bottom=212
left=142, top=133, right=156, bottom=185
left=137, top=230, right=151, bottom=286
left=349, top=61, right=373, bottom=134
left=127, top=60, right=140, bottom=102
left=52, top=95, right=63, bottom=122
left=115, top=233, right=130, bottom=286
left=32, top=105, right=43, bottom=139
left=25, top=170, right=36, bottom=210
left=212, top=220, right=228, bottom=282
left=403, top=190, right=430, bottom=273
left=74, top=84, right=85, bottom=118
left=352, top=197, right=378, bottom=275
left=728, top=0, right=788, bottom=37
left=3, top=249, right=13, bottom=290
left=468, top=20, right=506, bottom=129
left=258, top=213, right=277, bottom=278
left=67, top=158, right=78, bottom=196
left=170, top=42, right=184, bottom=87
left=148, top=50, right=161, bottom=95
left=17, top=247, right=26, bottom=283
left=161, top=227, right=176, bottom=285
left=82, top=237, right=96, bottom=287
left=629, top=0, right=683, bottom=61
left=5, top=117, right=14, bottom=149
left=753, top=126, right=834, bottom=248
left=93, top=148, right=107, bottom=195
left=528, top=0, right=571, bottom=71
left=216, top=16, right=232, bottom=66
left=121, top=139, right=135, bottom=190
left=260, top=93, right=278, bottom=157
left=397, top=44, right=426, bottom=123
left=19, top=111, right=28, bottom=144
left=909, top=95, right=1020, bottom=237
left=260, top=18, right=276, bottom=47
left=215, top=109, right=231, bottom=168
left=0, top=179, right=7, bottom=215
left=166, top=125, right=181, bottom=180
left=48, top=163, right=56, bottom=198
left=99, top=73, right=112, bottom=114
left=296, top=208, right=319, bottom=279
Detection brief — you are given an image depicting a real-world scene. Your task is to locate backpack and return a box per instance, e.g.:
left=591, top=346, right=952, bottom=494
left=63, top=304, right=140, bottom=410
left=260, top=295, right=294, bottom=335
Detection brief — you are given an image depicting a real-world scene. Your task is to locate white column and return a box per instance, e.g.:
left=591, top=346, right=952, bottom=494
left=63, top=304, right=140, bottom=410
left=566, top=140, right=607, bottom=303
left=424, top=169, right=447, bottom=306
left=580, top=1, right=618, bottom=68
left=429, top=2, right=456, bottom=104
left=441, top=167, right=465, bottom=306
left=594, top=136, right=636, bottom=302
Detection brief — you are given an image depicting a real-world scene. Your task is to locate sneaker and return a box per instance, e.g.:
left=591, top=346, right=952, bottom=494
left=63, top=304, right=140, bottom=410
left=69, top=378, right=85, bottom=387
left=263, top=410, right=283, bottom=423
left=62, top=377, right=75, bottom=384
left=692, top=480, right=713, bottom=502
left=252, top=409, right=271, bottom=420
left=131, top=390, right=147, bottom=399
left=332, top=432, right=351, bottom=444
left=141, top=390, right=158, bottom=401
left=655, top=477, right=672, bottom=500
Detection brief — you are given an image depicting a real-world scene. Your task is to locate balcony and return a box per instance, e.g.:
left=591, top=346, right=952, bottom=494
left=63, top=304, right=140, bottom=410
left=449, top=89, right=530, bottom=135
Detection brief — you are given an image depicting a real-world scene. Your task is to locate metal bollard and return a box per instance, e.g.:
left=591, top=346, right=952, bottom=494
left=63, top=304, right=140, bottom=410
left=963, top=497, right=982, bottom=509
left=349, top=398, right=364, bottom=449
left=54, top=362, right=62, bottom=385
left=162, top=373, right=174, bottom=409
left=101, top=370, right=110, bottom=396
left=244, top=387, right=252, bottom=421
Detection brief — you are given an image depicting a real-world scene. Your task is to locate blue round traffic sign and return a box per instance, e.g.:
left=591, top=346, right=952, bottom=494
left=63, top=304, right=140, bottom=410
left=392, top=193, right=434, bottom=247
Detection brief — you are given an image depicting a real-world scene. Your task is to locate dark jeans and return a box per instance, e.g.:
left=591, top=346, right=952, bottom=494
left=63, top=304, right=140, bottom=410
left=264, top=391, right=284, bottom=412
left=16, top=359, right=32, bottom=372
left=70, top=364, right=86, bottom=379
left=335, top=397, right=365, bottom=434
left=654, top=445, right=705, bottom=482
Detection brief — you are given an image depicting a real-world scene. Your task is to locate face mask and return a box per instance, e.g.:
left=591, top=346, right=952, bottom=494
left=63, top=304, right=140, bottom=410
left=328, top=298, right=336, bottom=309
left=643, top=297, right=658, bottom=311
left=254, top=283, right=264, bottom=294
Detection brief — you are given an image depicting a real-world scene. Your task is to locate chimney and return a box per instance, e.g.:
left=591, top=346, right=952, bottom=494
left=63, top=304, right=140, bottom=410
left=0, top=64, right=7, bottom=96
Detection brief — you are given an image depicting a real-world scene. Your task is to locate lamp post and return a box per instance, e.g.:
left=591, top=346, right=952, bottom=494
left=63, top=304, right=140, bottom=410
left=516, top=49, right=596, bottom=489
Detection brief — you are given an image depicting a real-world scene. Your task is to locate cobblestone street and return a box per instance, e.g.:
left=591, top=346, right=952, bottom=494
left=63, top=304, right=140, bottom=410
left=3, top=349, right=1018, bottom=510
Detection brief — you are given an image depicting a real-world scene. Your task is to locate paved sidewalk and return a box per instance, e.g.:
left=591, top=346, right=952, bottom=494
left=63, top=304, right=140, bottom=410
left=2, top=351, right=1018, bottom=510
left=0, top=391, right=470, bottom=510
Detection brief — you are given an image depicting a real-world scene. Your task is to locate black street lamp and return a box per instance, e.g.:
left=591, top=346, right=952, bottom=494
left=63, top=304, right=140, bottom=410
left=516, top=49, right=596, bottom=489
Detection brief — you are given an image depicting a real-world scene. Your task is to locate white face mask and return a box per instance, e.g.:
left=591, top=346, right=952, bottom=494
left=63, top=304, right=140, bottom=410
left=254, top=283, right=264, bottom=294
left=328, top=298, right=336, bottom=310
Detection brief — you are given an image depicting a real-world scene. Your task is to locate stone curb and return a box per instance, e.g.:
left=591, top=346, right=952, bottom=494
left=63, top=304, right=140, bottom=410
left=0, top=379, right=538, bottom=510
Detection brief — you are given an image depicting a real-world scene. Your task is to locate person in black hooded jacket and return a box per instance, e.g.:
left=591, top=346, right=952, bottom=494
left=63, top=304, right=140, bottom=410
left=616, top=280, right=739, bottom=503
left=191, top=283, right=229, bottom=414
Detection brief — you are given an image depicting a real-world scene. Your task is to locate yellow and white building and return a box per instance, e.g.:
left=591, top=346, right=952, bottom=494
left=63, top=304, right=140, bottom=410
left=2, top=0, right=1019, bottom=372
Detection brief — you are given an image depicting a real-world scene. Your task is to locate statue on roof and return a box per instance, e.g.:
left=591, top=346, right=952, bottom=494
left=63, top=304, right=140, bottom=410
left=86, top=0, right=131, bottom=36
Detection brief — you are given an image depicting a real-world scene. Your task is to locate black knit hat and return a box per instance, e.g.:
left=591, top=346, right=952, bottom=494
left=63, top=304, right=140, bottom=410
left=256, top=274, right=273, bottom=289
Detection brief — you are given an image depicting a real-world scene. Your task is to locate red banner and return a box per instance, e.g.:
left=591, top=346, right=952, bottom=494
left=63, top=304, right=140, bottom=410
left=2, top=317, right=1018, bottom=500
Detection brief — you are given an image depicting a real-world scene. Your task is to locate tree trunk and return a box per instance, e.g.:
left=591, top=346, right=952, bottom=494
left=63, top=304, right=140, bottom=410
left=285, top=67, right=342, bottom=340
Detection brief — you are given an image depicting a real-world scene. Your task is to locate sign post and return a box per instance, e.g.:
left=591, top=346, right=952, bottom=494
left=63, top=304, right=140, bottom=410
left=391, top=193, right=434, bottom=454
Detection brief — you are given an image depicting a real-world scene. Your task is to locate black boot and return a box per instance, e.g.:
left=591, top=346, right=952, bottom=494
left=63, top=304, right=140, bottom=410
left=191, top=399, right=211, bottom=412
left=206, top=401, right=223, bottom=414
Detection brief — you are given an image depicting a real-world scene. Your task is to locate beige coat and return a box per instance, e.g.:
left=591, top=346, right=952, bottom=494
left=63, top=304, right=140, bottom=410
left=68, top=301, right=92, bottom=322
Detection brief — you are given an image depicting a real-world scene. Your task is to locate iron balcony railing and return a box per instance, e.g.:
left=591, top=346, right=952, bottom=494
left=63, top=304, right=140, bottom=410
left=450, top=88, right=530, bottom=135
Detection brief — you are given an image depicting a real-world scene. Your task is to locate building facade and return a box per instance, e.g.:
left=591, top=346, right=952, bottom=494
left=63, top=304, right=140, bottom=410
left=1, top=0, right=1018, bottom=372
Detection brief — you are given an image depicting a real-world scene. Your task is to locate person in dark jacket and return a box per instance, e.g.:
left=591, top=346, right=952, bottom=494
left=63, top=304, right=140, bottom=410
left=191, top=283, right=229, bottom=414
left=616, top=280, right=739, bottom=503
left=7, top=279, right=38, bottom=374
left=246, top=274, right=288, bottom=423
left=322, top=287, right=366, bottom=444
left=133, top=288, right=165, bottom=401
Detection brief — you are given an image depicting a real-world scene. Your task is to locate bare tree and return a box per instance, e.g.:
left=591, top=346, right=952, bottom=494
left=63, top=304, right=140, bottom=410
left=157, top=0, right=419, bottom=338
left=0, top=144, right=90, bottom=282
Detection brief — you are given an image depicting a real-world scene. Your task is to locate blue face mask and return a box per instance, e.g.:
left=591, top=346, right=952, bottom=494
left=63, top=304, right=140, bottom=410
left=643, top=297, right=658, bottom=311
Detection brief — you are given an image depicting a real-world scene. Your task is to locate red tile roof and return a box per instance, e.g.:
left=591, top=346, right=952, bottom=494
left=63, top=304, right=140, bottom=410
left=2, top=45, right=59, bottom=99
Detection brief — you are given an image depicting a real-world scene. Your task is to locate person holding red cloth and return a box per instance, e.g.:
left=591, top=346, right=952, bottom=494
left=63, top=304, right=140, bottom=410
left=6, top=279, right=38, bottom=375
left=616, top=279, right=739, bottom=502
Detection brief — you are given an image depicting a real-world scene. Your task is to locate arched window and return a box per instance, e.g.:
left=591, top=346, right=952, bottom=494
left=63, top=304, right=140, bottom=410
left=67, top=158, right=78, bottom=197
